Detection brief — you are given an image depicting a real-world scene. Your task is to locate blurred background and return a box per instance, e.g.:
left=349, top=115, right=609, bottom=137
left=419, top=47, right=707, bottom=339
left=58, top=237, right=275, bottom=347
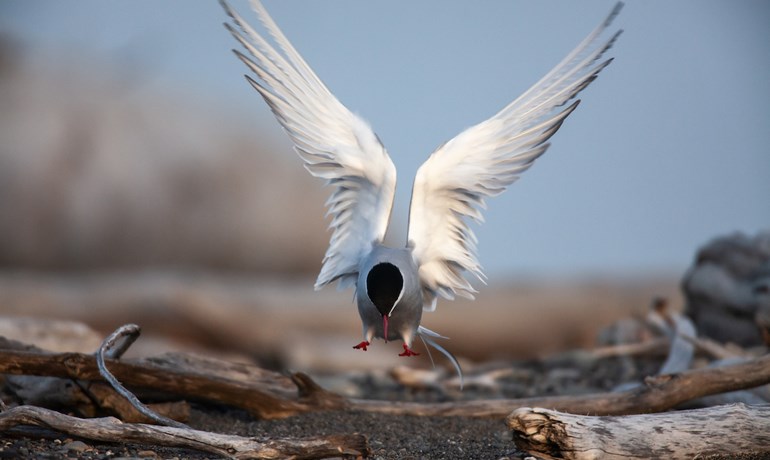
left=0, top=1, right=767, bottom=371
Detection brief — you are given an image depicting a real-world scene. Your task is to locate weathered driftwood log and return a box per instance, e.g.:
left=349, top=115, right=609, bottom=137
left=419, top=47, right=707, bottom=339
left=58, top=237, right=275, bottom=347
left=0, top=405, right=368, bottom=460
left=353, top=353, right=770, bottom=417
left=5, top=374, right=190, bottom=423
left=0, top=349, right=339, bottom=419
left=2, top=348, right=770, bottom=419
left=507, top=403, right=770, bottom=460
left=0, top=336, right=190, bottom=423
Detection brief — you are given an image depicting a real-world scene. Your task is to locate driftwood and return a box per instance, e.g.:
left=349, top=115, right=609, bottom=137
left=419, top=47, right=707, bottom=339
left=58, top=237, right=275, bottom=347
left=2, top=347, right=769, bottom=419
left=94, top=324, right=188, bottom=429
left=2, top=322, right=769, bottom=459
left=0, top=335, right=191, bottom=423
left=587, top=337, right=669, bottom=360
left=0, top=326, right=369, bottom=459
left=0, top=348, right=334, bottom=419
left=355, top=351, right=770, bottom=417
left=507, top=403, right=770, bottom=460
left=0, top=405, right=368, bottom=460
left=5, top=374, right=190, bottom=423
left=647, top=298, right=697, bottom=375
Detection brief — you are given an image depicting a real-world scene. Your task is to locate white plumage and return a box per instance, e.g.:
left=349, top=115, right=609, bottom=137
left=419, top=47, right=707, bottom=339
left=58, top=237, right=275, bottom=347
left=222, top=0, right=398, bottom=291
left=409, top=6, right=622, bottom=309
left=222, top=0, right=622, bottom=379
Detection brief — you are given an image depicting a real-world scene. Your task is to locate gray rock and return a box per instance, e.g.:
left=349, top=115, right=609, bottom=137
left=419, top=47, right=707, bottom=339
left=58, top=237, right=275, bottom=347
left=64, top=440, right=90, bottom=452
left=682, top=231, right=770, bottom=346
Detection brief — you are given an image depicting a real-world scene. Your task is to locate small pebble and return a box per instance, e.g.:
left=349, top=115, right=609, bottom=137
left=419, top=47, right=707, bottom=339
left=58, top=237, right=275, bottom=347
left=136, top=450, right=158, bottom=458
left=64, top=440, right=90, bottom=452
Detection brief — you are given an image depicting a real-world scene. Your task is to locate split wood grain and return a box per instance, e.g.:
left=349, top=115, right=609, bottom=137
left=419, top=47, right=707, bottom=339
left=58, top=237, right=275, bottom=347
left=507, top=403, right=770, bottom=460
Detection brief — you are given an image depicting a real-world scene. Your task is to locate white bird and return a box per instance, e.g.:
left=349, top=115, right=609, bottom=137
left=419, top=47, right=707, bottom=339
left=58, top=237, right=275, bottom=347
left=221, top=0, right=623, bottom=385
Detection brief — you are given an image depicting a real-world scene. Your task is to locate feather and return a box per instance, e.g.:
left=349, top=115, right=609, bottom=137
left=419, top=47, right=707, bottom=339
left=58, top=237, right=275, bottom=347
left=222, top=0, right=397, bottom=289
left=418, top=325, right=463, bottom=389
left=407, top=3, right=623, bottom=309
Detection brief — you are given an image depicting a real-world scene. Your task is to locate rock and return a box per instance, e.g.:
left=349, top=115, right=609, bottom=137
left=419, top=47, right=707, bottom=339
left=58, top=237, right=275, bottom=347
left=682, top=231, right=770, bottom=346
left=63, top=440, right=89, bottom=452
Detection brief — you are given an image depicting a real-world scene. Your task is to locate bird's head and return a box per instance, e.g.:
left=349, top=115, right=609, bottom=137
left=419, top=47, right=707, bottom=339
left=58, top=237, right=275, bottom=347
left=366, top=262, right=404, bottom=341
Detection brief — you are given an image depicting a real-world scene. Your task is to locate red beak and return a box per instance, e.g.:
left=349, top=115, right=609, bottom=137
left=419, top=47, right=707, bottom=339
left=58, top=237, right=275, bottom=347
left=383, top=314, right=389, bottom=343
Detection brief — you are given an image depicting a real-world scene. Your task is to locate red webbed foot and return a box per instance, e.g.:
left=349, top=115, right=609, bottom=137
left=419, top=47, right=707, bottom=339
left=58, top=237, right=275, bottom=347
left=398, top=343, right=420, bottom=357
left=353, top=341, right=370, bottom=351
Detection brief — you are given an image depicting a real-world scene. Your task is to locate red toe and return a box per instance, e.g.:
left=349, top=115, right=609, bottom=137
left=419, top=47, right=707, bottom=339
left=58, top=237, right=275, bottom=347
left=398, top=343, right=420, bottom=357
left=353, top=341, right=370, bottom=351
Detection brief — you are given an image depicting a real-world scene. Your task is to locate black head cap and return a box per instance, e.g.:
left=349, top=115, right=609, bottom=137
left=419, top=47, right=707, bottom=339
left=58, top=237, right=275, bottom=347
left=366, top=262, right=404, bottom=316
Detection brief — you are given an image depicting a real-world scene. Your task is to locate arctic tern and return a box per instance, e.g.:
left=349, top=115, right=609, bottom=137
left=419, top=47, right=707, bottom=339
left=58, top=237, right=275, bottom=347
left=221, top=1, right=623, bottom=384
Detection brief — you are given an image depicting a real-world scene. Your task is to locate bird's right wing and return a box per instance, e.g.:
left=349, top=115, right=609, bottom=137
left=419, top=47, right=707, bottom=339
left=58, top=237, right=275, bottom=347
left=222, top=0, right=397, bottom=290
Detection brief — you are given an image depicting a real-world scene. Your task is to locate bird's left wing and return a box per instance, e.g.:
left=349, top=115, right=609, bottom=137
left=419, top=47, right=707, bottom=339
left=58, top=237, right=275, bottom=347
left=221, top=0, right=397, bottom=290
left=407, top=3, right=623, bottom=310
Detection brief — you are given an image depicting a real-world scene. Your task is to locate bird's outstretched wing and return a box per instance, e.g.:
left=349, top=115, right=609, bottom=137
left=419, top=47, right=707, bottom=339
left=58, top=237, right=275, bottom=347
left=222, top=0, right=397, bottom=290
left=407, top=3, right=623, bottom=310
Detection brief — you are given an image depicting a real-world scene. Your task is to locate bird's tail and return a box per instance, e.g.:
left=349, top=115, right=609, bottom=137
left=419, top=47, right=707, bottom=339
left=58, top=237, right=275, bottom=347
left=417, top=326, right=464, bottom=389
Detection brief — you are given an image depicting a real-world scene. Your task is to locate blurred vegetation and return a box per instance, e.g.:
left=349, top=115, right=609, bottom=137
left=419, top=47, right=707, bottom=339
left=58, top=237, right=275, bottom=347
left=0, top=35, right=328, bottom=274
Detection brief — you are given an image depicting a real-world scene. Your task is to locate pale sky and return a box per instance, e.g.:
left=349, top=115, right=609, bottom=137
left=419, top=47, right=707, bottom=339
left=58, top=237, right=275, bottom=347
left=1, top=1, right=768, bottom=277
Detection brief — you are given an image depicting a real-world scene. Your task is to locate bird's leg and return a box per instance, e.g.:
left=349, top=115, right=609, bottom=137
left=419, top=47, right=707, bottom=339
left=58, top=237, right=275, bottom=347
left=354, top=328, right=375, bottom=351
left=399, top=343, right=420, bottom=357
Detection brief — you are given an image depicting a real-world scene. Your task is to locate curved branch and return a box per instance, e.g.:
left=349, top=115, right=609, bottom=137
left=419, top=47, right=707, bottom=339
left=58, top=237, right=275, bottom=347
left=95, top=324, right=188, bottom=429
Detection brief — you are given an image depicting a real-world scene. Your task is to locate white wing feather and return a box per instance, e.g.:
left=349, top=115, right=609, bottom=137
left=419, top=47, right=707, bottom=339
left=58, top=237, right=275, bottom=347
left=222, top=0, right=397, bottom=290
left=407, top=3, right=623, bottom=310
